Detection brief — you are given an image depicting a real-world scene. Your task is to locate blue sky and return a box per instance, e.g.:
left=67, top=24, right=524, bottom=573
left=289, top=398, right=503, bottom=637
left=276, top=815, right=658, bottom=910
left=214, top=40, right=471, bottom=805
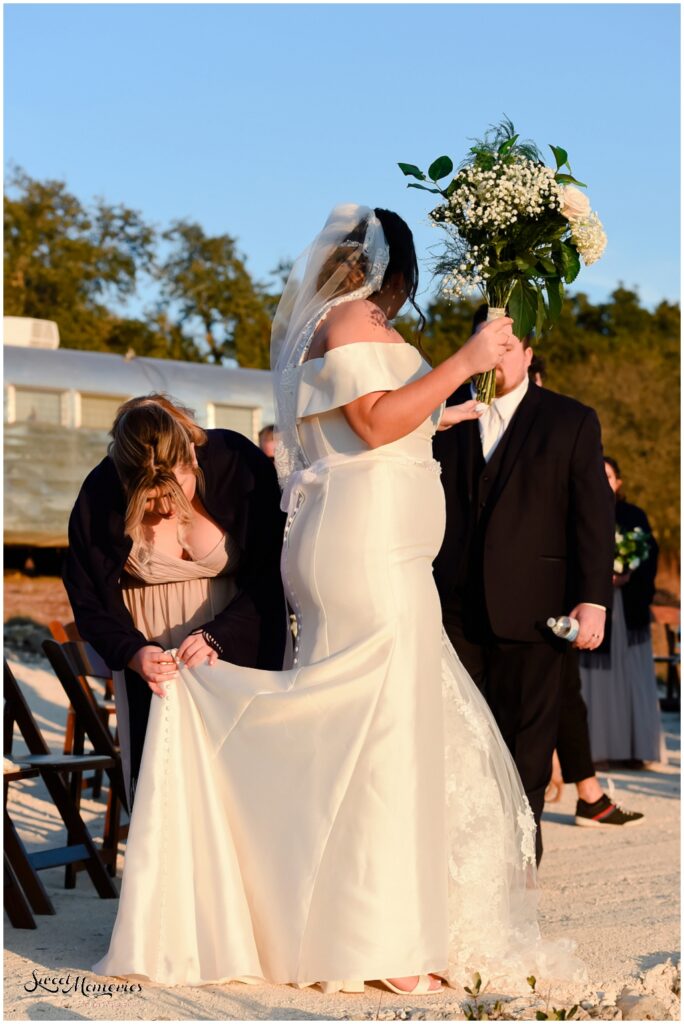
left=4, top=3, right=681, bottom=315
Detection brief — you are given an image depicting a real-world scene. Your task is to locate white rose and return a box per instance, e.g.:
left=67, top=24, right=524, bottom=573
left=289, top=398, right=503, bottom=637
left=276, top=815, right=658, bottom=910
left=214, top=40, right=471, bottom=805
left=560, top=185, right=591, bottom=221
left=614, top=558, right=624, bottom=574
left=629, top=558, right=641, bottom=570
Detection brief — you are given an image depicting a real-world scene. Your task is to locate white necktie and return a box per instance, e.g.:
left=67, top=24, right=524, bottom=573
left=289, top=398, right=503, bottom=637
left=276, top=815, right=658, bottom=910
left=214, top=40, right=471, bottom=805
left=480, top=402, right=505, bottom=463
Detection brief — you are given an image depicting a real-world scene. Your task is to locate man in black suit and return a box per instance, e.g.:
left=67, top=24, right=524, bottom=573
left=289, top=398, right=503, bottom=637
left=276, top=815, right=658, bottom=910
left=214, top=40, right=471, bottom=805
left=529, top=364, right=645, bottom=827
left=433, top=305, right=615, bottom=863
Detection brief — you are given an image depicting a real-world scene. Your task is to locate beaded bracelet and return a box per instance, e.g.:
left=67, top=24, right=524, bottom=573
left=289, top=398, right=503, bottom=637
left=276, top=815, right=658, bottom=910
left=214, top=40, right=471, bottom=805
left=189, top=627, right=224, bottom=656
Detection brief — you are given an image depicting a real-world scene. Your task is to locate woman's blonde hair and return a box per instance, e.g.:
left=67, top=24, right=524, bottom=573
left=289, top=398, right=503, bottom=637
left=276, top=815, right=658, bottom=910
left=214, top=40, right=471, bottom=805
left=108, top=393, right=207, bottom=540
left=316, top=219, right=371, bottom=296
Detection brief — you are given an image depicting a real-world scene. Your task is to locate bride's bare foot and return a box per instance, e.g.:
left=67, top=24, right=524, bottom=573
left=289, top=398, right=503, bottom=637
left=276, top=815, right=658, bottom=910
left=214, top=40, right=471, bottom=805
left=386, top=974, right=442, bottom=992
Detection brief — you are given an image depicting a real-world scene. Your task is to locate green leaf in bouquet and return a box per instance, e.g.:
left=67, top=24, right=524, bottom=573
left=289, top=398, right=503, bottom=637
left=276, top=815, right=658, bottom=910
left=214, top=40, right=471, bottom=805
left=550, top=242, right=566, bottom=277
left=498, top=134, right=519, bottom=157
left=515, top=256, right=537, bottom=273
left=537, top=256, right=557, bottom=275
left=508, top=279, right=538, bottom=340
left=428, top=155, right=454, bottom=181
left=546, top=276, right=564, bottom=322
left=445, top=178, right=460, bottom=197
left=472, top=149, right=496, bottom=171
left=407, top=183, right=442, bottom=193
left=555, top=173, right=588, bottom=188
left=549, top=144, right=569, bottom=170
left=398, top=162, right=427, bottom=180
left=560, top=242, right=581, bottom=283
left=535, top=286, right=546, bottom=338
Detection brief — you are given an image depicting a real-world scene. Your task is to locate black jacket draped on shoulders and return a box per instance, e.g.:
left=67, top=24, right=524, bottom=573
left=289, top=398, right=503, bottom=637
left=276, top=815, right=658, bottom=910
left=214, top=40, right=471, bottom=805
left=581, top=498, right=659, bottom=668
left=62, top=428, right=287, bottom=672
left=614, top=499, right=659, bottom=639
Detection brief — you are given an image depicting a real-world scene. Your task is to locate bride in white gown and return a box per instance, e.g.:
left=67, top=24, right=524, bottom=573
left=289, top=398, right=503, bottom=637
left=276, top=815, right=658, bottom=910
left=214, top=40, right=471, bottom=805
left=91, top=203, right=585, bottom=994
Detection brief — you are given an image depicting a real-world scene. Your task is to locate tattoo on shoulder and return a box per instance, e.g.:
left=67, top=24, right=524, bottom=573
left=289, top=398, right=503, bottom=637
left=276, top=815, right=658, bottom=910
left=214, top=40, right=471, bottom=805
left=367, top=304, right=393, bottom=333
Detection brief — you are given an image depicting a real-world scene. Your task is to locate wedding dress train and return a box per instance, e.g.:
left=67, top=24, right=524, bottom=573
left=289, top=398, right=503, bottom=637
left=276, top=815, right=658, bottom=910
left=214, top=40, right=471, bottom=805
left=92, top=342, right=585, bottom=990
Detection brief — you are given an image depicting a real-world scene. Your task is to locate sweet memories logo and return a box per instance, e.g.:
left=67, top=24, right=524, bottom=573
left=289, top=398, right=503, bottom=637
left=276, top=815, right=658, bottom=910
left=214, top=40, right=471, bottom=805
left=24, top=970, right=142, bottom=997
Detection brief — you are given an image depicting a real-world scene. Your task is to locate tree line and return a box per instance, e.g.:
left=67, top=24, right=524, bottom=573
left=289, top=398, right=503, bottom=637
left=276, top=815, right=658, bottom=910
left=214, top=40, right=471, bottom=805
left=4, top=168, right=680, bottom=559
left=4, top=167, right=275, bottom=366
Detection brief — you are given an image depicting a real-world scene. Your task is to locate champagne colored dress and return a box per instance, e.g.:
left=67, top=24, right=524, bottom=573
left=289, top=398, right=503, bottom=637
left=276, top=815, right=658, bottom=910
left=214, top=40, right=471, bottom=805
left=110, top=532, right=241, bottom=806
left=93, top=342, right=583, bottom=991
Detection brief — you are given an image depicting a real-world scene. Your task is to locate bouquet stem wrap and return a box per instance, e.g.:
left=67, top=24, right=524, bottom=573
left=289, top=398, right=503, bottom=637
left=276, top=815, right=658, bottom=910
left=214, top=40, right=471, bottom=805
left=475, top=306, right=507, bottom=404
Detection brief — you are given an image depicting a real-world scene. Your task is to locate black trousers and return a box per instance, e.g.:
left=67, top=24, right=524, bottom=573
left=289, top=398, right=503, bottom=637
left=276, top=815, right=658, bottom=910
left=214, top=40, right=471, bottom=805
left=555, top=649, right=596, bottom=784
left=444, top=605, right=566, bottom=865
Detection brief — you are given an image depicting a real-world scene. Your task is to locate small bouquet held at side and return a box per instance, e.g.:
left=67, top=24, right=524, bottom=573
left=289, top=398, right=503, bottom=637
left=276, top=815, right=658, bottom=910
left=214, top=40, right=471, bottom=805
left=614, top=526, right=652, bottom=575
left=399, top=117, right=607, bottom=403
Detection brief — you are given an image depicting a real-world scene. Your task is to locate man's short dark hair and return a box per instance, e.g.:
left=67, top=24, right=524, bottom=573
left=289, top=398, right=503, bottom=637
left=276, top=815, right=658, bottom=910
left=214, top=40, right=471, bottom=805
left=472, top=303, right=533, bottom=349
left=528, top=354, right=546, bottom=381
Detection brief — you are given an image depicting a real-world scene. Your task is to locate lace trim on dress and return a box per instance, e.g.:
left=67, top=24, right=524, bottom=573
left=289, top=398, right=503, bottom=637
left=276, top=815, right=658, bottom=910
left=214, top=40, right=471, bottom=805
left=440, top=629, right=586, bottom=988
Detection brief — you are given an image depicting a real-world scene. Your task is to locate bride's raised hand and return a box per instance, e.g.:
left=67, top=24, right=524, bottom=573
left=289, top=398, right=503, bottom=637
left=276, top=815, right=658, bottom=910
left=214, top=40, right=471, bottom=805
left=459, top=316, right=514, bottom=376
left=437, top=399, right=483, bottom=430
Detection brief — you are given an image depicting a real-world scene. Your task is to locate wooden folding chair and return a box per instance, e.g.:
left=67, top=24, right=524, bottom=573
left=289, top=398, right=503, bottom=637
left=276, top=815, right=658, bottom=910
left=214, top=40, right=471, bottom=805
left=3, top=661, right=118, bottom=907
left=4, top=758, right=54, bottom=928
left=63, top=639, right=117, bottom=800
left=653, top=610, right=681, bottom=713
left=48, top=621, right=116, bottom=798
left=41, top=641, right=129, bottom=886
left=5, top=849, right=38, bottom=929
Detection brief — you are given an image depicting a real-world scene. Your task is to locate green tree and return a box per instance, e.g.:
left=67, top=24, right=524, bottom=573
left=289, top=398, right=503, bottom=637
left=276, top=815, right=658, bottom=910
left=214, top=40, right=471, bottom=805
left=546, top=288, right=680, bottom=559
left=4, top=167, right=155, bottom=349
left=102, top=314, right=204, bottom=362
left=158, top=220, right=272, bottom=367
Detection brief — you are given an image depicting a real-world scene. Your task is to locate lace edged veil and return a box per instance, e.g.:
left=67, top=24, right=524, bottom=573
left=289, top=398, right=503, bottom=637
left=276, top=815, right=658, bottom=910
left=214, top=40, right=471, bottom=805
left=270, top=203, right=389, bottom=490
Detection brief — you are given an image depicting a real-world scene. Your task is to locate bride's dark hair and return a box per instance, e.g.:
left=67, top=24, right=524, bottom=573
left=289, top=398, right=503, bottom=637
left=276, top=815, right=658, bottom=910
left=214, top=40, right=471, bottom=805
left=373, top=208, right=426, bottom=334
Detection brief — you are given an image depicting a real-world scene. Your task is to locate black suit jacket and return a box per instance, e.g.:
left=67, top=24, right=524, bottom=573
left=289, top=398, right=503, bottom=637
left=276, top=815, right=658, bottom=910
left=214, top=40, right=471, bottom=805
left=433, top=382, right=614, bottom=642
left=62, top=428, right=287, bottom=672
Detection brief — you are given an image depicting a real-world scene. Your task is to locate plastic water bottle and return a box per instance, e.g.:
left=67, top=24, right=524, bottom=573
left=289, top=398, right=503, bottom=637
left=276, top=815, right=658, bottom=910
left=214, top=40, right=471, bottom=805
left=546, top=616, right=580, bottom=642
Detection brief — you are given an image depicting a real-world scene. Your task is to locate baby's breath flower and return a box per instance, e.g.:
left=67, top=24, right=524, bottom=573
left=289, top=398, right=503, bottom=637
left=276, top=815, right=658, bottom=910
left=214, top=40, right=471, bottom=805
left=570, top=211, right=607, bottom=265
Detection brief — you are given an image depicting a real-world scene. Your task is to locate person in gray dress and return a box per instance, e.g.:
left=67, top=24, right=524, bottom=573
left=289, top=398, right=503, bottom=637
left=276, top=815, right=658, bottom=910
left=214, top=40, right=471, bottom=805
left=580, top=457, right=664, bottom=766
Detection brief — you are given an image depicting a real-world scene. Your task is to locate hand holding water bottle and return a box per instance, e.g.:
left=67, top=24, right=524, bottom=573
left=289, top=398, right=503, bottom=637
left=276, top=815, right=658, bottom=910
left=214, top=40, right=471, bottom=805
left=548, top=604, right=606, bottom=650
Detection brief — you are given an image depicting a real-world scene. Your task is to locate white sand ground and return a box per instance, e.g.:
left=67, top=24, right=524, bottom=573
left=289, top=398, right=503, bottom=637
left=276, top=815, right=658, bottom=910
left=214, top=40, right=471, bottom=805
left=3, top=653, right=680, bottom=1021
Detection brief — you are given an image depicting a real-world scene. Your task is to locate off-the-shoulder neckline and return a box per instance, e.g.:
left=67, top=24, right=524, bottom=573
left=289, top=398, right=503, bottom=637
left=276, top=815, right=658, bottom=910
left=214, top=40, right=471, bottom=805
left=301, top=340, right=422, bottom=366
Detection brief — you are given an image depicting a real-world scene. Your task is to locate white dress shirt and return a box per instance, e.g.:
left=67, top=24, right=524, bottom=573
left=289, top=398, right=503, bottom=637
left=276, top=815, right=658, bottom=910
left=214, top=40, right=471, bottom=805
left=472, top=373, right=529, bottom=463
left=471, top=373, right=605, bottom=613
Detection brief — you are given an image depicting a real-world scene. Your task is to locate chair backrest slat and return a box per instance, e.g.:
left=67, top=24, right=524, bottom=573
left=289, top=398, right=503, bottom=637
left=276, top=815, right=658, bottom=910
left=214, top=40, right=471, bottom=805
left=48, top=620, right=81, bottom=644
left=3, top=662, right=51, bottom=755
left=41, top=642, right=118, bottom=759
left=65, top=641, right=112, bottom=685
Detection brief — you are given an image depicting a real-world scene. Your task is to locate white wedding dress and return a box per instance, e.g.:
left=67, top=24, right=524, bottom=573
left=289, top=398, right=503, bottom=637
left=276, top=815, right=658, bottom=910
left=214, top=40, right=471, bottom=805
left=92, top=341, right=584, bottom=990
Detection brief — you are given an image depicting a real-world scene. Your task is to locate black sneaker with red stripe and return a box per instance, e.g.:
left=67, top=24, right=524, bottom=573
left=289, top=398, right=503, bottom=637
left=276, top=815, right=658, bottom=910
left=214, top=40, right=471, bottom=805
left=575, top=793, right=644, bottom=827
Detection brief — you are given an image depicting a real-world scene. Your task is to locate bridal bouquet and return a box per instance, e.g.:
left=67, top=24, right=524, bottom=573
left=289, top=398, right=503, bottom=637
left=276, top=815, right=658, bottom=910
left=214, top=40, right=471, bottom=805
left=398, top=117, right=607, bottom=402
left=614, top=527, right=652, bottom=575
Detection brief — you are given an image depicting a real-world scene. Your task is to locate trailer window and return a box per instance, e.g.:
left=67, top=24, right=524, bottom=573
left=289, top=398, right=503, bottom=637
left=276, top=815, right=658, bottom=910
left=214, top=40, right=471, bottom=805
left=211, top=404, right=258, bottom=440
left=80, top=394, right=129, bottom=430
left=13, top=387, right=63, bottom=424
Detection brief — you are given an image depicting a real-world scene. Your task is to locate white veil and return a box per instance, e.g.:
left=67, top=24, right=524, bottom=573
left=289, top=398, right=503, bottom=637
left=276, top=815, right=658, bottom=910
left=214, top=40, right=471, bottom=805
left=270, top=203, right=390, bottom=489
